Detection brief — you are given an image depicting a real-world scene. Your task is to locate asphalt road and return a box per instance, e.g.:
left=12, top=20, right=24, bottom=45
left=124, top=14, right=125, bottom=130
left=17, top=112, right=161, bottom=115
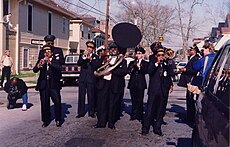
left=0, top=83, right=193, bottom=147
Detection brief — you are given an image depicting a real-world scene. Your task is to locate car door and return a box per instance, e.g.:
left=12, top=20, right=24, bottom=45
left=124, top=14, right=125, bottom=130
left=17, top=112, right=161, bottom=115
left=200, top=45, right=229, bottom=146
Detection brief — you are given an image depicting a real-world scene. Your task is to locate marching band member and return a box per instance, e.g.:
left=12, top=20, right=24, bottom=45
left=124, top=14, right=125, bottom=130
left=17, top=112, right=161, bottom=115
left=33, top=45, right=62, bottom=127
left=142, top=48, right=174, bottom=136
left=94, top=42, right=129, bottom=129
left=76, top=41, right=100, bottom=118
left=127, top=47, right=148, bottom=121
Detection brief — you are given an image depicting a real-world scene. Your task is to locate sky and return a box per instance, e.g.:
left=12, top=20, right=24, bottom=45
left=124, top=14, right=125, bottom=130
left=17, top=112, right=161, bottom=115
left=69, top=0, right=229, bottom=49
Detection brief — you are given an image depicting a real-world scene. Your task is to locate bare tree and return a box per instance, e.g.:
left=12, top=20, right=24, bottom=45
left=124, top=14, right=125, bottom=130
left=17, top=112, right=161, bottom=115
left=117, top=0, right=175, bottom=46
left=175, top=0, right=204, bottom=60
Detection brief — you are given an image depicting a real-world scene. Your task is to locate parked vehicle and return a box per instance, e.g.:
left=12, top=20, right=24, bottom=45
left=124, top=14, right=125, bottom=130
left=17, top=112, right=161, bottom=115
left=174, top=61, right=187, bottom=81
left=61, top=54, right=80, bottom=85
left=192, top=40, right=229, bottom=147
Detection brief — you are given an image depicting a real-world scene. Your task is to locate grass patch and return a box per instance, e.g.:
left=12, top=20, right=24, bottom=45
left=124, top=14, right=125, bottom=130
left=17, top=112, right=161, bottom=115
left=26, top=80, right=37, bottom=84
left=11, top=73, right=36, bottom=78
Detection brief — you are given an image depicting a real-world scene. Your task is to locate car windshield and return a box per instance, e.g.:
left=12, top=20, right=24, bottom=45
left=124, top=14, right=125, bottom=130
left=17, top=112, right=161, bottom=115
left=178, top=63, right=186, bottom=66
left=65, top=55, right=79, bottom=63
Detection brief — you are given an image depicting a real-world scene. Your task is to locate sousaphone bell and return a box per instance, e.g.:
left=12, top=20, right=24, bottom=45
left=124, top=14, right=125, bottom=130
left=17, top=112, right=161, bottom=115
left=94, top=22, right=142, bottom=77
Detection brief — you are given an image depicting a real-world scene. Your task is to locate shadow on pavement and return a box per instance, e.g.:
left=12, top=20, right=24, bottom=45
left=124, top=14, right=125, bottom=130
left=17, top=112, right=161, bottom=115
left=166, top=138, right=192, bottom=147
left=167, top=104, right=194, bottom=128
left=65, top=138, right=105, bottom=147
left=50, top=103, right=72, bottom=124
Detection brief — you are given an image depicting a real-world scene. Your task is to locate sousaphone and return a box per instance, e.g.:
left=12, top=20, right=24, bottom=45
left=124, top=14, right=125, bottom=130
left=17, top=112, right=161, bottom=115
left=94, top=22, right=142, bottom=77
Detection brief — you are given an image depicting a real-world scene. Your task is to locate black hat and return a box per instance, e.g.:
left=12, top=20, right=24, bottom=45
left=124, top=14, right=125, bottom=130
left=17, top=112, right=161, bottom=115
left=190, top=44, right=199, bottom=53
left=109, top=42, right=118, bottom=49
left=156, top=48, right=165, bottom=54
left=42, top=45, right=53, bottom=52
left=44, top=35, right=56, bottom=42
left=86, top=41, right=95, bottom=49
left=135, top=47, right=145, bottom=54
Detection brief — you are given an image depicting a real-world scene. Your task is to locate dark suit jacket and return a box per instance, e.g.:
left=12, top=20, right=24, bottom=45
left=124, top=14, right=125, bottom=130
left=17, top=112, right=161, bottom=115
left=110, top=59, right=129, bottom=93
left=77, top=53, right=100, bottom=84
left=147, top=60, right=174, bottom=95
left=33, top=56, right=62, bottom=91
left=38, top=47, right=64, bottom=65
left=127, top=59, right=148, bottom=89
left=178, top=55, right=199, bottom=87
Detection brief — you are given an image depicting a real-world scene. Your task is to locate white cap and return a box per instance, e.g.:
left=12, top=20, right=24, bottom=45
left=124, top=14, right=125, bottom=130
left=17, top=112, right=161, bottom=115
left=96, top=45, right=105, bottom=52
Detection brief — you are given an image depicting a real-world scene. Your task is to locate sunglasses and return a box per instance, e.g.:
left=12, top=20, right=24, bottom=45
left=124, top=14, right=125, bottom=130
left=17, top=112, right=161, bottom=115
left=47, top=42, right=54, bottom=45
left=157, top=54, right=165, bottom=57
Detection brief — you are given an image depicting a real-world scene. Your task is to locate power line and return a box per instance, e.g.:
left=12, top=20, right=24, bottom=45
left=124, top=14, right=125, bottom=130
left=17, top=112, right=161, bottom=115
left=79, top=0, right=105, bottom=15
left=62, top=0, right=117, bottom=23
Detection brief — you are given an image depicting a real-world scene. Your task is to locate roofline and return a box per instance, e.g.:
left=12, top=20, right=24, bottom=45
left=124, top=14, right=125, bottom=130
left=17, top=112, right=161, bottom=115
left=70, top=19, right=94, bottom=28
left=28, top=0, right=75, bottom=18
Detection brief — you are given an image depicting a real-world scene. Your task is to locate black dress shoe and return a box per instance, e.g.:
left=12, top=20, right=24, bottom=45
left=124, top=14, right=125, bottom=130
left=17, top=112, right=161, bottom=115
left=92, top=124, right=105, bottom=128
left=76, top=115, right=84, bottom=118
left=108, top=124, right=116, bottom=129
left=89, top=114, right=95, bottom=118
left=56, top=121, right=62, bottom=127
left=154, top=129, right=163, bottom=136
left=42, top=123, right=49, bottom=128
left=141, top=131, right=147, bottom=136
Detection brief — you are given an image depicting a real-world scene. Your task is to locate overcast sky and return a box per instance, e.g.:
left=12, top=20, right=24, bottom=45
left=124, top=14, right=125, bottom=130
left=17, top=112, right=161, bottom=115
left=71, top=0, right=229, bottom=49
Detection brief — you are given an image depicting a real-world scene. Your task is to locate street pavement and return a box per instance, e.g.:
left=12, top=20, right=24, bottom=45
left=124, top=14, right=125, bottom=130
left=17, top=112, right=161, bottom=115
left=0, top=79, right=193, bottom=147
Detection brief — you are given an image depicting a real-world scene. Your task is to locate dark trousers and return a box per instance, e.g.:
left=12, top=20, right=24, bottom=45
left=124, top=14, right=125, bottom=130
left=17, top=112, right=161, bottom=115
left=186, top=89, right=195, bottom=122
left=1, top=66, right=11, bottom=86
left=40, top=89, right=62, bottom=123
left=108, top=91, right=122, bottom=126
left=130, top=87, right=144, bottom=120
left=78, top=82, right=95, bottom=116
left=96, top=81, right=110, bottom=127
left=142, top=92, right=165, bottom=134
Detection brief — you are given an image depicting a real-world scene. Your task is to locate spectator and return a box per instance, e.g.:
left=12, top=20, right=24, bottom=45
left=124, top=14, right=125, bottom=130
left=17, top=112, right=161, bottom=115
left=0, top=50, right=13, bottom=88
left=4, top=77, right=28, bottom=111
left=193, top=42, right=216, bottom=81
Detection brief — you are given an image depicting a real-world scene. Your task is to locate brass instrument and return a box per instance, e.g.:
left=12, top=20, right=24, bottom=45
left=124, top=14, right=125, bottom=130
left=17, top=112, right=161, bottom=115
left=165, top=48, right=175, bottom=59
left=94, top=22, right=142, bottom=77
left=94, top=54, right=124, bottom=77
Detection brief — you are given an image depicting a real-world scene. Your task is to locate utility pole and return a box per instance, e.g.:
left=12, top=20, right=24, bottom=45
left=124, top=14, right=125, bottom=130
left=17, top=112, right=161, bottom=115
left=104, top=0, right=110, bottom=49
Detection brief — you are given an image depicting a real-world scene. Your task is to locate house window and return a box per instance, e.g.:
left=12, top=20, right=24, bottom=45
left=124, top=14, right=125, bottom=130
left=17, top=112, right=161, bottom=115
left=62, top=17, right=66, bottom=33
left=23, top=48, right=29, bottom=68
left=48, top=12, right=52, bottom=35
left=27, top=3, right=33, bottom=31
left=82, top=31, right=84, bottom=38
left=3, top=0, right=9, bottom=16
left=88, top=33, right=91, bottom=39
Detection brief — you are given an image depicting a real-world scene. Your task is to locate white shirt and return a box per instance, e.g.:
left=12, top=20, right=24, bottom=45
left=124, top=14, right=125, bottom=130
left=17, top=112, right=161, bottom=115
left=1, top=55, right=13, bottom=67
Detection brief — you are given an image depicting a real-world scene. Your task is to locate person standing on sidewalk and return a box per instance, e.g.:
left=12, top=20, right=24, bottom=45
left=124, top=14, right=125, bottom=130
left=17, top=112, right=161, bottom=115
left=33, top=45, right=62, bottom=128
left=0, top=50, right=13, bottom=88
left=4, top=77, right=28, bottom=111
left=177, top=45, right=200, bottom=123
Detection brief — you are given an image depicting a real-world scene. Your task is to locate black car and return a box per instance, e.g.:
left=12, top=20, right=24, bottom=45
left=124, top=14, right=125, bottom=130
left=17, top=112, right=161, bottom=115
left=192, top=40, right=229, bottom=147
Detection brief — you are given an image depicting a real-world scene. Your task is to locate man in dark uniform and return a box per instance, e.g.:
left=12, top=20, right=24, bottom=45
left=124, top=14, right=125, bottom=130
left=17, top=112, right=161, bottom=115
left=142, top=48, right=174, bottom=136
left=76, top=41, right=100, bottom=118
left=38, top=35, right=65, bottom=65
left=33, top=45, right=63, bottom=127
left=127, top=47, right=148, bottom=121
left=177, top=45, right=200, bottom=122
left=106, top=42, right=129, bottom=129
